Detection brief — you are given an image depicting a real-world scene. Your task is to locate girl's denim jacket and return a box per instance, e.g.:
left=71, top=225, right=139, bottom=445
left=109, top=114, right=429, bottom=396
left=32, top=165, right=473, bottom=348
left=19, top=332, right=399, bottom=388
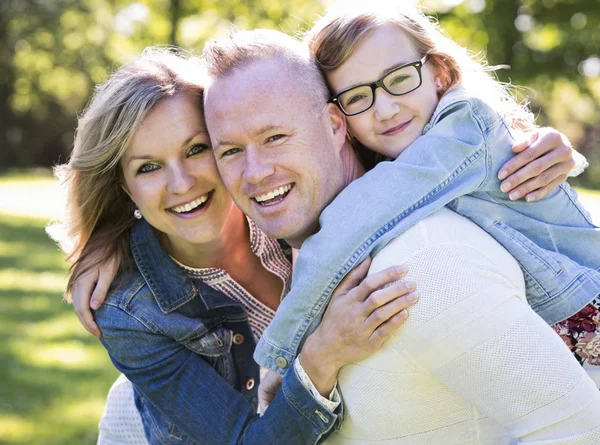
left=255, top=87, right=600, bottom=374
left=93, top=219, right=341, bottom=444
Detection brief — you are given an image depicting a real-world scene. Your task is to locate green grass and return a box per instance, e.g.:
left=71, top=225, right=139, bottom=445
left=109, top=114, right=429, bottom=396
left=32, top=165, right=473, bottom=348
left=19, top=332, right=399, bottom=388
left=0, top=170, right=119, bottom=445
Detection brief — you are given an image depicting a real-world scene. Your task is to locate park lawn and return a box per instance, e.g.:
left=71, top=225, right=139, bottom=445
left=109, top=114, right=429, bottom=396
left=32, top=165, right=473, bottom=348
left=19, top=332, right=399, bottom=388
left=0, top=172, right=119, bottom=445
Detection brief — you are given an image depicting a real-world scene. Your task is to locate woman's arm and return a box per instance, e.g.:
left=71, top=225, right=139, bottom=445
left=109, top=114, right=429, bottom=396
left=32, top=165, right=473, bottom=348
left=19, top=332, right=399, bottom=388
left=96, top=262, right=415, bottom=444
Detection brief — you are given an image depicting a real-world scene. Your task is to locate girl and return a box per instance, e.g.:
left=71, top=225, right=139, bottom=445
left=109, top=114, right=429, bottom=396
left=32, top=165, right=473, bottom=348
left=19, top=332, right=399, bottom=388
left=253, top=1, right=600, bottom=383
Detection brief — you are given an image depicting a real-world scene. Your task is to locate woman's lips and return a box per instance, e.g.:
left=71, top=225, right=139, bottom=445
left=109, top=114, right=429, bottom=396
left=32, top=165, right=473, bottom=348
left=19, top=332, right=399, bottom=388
left=382, top=119, right=412, bottom=136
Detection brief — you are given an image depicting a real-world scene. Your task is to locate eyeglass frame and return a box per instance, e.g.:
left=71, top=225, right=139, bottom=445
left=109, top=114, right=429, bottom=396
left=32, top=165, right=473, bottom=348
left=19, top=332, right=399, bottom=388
left=330, top=55, right=429, bottom=117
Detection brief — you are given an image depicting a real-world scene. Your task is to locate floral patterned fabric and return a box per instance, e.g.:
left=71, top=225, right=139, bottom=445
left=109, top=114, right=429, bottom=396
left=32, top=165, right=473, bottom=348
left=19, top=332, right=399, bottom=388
left=552, top=295, right=600, bottom=367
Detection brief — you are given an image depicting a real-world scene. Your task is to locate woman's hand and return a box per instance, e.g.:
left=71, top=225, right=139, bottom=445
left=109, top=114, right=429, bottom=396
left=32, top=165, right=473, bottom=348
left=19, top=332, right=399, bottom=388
left=258, top=370, right=283, bottom=414
left=498, top=128, right=578, bottom=202
left=299, top=257, right=417, bottom=397
left=72, top=258, right=117, bottom=337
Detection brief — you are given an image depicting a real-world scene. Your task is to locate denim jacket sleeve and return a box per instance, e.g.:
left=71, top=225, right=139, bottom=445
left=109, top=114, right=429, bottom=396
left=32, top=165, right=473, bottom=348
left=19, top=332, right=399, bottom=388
left=254, top=93, right=510, bottom=373
left=97, top=302, right=340, bottom=444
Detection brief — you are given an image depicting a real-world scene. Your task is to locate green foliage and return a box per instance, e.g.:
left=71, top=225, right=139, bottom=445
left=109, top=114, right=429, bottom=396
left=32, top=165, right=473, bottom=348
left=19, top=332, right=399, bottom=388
left=0, top=0, right=598, bottom=187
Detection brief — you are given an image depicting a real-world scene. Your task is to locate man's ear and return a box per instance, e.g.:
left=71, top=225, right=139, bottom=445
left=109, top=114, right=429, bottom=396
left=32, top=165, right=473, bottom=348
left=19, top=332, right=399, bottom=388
left=325, top=103, right=348, bottom=153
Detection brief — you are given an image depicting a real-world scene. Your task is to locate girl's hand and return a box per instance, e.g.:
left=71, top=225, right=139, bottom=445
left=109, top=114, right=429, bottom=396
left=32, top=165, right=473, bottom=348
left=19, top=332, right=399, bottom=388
left=71, top=258, right=117, bottom=337
left=258, top=370, right=283, bottom=414
left=498, top=128, right=577, bottom=202
left=299, top=258, right=417, bottom=397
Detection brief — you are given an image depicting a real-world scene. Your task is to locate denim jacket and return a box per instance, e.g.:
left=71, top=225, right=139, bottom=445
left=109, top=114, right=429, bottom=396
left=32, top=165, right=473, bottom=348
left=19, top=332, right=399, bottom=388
left=255, top=87, right=600, bottom=374
left=94, top=219, right=341, bottom=444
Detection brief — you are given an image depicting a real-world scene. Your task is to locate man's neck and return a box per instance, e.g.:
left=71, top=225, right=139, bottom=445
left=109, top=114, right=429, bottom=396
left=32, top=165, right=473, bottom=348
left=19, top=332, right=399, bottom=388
left=286, top=144, right=366, bottom=248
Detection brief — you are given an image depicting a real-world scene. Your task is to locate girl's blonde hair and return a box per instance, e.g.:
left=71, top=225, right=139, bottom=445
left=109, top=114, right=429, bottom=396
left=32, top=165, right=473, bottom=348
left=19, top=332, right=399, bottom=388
left=304, top=1, right=534, bottom=132
left=54, top=47, right=206, bottom=300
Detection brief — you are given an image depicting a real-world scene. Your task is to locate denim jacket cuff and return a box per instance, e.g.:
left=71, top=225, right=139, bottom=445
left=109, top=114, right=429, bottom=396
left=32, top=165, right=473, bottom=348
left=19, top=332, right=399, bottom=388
left=254, top=333, right=297, bottom=375
left=281, top=361, right=343, bottom=437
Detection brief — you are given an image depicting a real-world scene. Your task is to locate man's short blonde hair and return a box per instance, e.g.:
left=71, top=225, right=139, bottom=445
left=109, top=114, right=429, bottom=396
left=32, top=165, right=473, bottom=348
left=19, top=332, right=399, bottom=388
left=203, top=28, right=330, bottom=113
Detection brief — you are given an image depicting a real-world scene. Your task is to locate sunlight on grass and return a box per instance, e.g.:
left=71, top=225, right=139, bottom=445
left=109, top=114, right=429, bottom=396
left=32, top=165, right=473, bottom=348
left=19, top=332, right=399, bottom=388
left=61, top=398, right=107, bottom=424
left=0, top=269, right=66, bottom=293
left=0, top=414, right=36, bottom=443
left=11, top=339, right=108, bottom=370
left=23, top=312, right=89, bottom=340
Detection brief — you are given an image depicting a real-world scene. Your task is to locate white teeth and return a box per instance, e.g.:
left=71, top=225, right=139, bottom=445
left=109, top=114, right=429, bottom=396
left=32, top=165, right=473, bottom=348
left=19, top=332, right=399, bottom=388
left=254, top=184, right=292, bottom=203
left=171, top=194, right=209, bottom=213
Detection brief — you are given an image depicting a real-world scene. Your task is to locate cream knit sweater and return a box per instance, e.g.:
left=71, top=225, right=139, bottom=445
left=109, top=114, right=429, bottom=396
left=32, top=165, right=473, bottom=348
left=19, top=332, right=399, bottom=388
left=326, top=208, right=600, bottom=445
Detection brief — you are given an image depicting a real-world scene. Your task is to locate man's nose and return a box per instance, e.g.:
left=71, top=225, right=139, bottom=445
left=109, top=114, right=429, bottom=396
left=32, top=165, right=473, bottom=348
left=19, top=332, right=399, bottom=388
left=243, top=146, right=275, bottom=185
left=374, top=88, right=400, bottom=121
left=167, top=163, right=196, bottom=194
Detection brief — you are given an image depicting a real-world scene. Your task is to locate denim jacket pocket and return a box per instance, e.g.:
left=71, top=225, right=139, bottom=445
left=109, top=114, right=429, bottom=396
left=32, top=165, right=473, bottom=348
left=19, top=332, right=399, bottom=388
left=186, top=327, right=235, bottom=385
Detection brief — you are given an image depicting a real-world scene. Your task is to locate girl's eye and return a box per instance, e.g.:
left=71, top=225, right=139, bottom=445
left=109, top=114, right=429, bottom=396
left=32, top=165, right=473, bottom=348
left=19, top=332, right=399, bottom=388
left=187, top=143, right=209, bottom=156
left=390, top=75, right=409, bottom=85
left=221, top=147, right=242, bottom=158
left=346, top=94, right=368, bottom=106
left=137, top=163, right=159, bottom=174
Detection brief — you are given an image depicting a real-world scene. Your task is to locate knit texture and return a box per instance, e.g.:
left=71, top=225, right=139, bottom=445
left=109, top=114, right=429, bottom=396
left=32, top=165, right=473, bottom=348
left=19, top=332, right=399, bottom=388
left=326, top=208, right=600, bottom=445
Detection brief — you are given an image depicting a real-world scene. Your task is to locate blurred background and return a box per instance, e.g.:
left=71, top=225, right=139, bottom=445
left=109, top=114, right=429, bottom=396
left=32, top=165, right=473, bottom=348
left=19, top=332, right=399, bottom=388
left=0, top=0, right=598, bottom=443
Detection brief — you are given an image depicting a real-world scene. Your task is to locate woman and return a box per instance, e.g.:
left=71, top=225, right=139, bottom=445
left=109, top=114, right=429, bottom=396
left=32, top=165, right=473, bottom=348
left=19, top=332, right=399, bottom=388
left=55, top=48, right=417, bottom=444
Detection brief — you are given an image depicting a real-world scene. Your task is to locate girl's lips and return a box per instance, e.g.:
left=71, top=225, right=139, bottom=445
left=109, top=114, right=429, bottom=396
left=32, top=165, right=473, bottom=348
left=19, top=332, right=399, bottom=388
left=382, top=119, right=412, bottom=136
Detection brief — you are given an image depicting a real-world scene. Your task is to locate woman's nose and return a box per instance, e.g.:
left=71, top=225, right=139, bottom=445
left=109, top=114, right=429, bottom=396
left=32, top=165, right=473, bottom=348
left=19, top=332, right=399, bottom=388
left=167, top=164, right=196, bottom=194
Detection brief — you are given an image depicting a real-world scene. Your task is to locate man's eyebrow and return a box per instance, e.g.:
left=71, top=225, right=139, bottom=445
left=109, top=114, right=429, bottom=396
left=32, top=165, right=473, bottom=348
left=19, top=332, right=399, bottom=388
left=215, top=125, right=283, bottom=148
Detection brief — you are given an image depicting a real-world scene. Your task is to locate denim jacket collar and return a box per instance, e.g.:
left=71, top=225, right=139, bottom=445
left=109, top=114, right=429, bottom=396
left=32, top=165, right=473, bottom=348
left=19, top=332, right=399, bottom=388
left=129, top=219, right=240, bottom=314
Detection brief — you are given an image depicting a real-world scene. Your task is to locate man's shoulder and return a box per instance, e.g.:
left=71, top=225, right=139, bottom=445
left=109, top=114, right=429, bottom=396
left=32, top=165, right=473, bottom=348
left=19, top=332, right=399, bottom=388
left=372, top=208, right=522, bottom=286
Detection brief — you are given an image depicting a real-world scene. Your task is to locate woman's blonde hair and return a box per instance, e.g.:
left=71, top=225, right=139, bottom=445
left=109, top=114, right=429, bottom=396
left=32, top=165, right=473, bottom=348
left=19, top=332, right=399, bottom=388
left=304, top=1, right=534, bottom=133
left=54, top=47, right=206, bottom=300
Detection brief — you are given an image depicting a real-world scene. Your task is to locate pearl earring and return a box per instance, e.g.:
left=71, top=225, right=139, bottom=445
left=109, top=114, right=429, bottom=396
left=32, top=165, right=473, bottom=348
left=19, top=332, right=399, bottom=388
left=134, top=209, right=142, bottom=219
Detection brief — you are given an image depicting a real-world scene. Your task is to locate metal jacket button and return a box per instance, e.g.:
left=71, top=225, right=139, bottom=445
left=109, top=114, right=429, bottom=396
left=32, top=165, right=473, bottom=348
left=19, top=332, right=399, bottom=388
left=275, top=356, right=288, bottom=369
left=233, top=333, right=244, bottom=345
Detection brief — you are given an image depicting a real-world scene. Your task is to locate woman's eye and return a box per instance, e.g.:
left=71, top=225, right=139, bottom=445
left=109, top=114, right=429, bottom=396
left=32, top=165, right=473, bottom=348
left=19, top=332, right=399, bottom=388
left=187, top=143, right=209, bottom=156
left=137, top=163, right=159, bottom=174
left=221, top=147, right=241, bottom=158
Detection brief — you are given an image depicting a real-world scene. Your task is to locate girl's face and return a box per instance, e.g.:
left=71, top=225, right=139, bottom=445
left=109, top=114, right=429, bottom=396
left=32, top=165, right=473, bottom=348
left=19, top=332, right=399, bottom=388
left=121, top=93, right=238, bottom=255
left=328, top=23, right=441, bottom=158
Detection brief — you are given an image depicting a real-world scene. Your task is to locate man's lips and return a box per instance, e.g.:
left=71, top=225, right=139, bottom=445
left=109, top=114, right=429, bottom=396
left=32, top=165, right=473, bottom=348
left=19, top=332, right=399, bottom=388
left=381, top=119, right=413, bottom=136
left=251, top=183, right=294, bottom=207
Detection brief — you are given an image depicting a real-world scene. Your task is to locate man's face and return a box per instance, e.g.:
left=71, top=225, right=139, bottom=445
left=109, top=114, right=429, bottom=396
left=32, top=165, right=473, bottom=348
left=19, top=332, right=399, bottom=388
left=204, top=58, right=347, bottom=247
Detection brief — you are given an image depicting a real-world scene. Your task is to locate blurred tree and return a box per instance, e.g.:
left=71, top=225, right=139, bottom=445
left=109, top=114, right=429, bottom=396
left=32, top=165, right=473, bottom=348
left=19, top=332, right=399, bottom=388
left=1, top=0, right=598, bottom=186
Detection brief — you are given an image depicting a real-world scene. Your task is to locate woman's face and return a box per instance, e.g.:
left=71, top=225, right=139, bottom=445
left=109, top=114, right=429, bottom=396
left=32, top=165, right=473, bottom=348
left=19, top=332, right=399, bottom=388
left=121, top=93, right=238, bottom=253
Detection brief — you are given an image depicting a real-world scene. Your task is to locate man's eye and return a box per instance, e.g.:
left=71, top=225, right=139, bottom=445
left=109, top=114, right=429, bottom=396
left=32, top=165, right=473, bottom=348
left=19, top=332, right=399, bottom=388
left=187, top=143, right=209, bottom=156
left=221, top=148, right=242, bottom=158
left=266, top=134, right=285, bottom=143
left=137, top=163, right=159, bottom=174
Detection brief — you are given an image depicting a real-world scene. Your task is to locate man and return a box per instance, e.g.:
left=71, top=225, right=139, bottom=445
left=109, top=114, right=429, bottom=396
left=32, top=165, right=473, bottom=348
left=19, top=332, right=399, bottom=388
left=202, top=29, right=600, bottom=443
